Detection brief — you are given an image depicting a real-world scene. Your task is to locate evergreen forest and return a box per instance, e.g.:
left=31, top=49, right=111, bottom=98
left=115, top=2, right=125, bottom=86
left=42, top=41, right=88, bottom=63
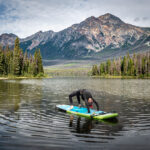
left=92, top=51, right=150, bottom=78
left=0, top=38, right=44, bottom=77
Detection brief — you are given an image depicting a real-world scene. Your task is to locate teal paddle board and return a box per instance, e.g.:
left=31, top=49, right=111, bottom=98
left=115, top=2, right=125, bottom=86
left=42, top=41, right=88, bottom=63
left=56, top=104, right=118, bottom=120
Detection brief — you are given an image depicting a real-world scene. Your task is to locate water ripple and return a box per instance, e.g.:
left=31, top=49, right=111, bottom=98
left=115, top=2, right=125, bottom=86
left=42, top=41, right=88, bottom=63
left=0, top=78, right=150, bottom=149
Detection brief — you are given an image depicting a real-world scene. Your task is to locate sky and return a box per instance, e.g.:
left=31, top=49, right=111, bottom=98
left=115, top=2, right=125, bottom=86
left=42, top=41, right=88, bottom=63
left=0, top=0, right=150, bottom=38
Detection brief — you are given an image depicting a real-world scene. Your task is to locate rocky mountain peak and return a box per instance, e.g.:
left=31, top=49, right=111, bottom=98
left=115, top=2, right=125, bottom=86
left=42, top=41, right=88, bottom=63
left=98, top=13, right=124, bottom=25
left=0, top=33, right=17, bottom=37
left=0, top=13, right=150, bottom=59
left=0, top=33, right=17, bottom=46
left=21, top=30, right=55, bottom=50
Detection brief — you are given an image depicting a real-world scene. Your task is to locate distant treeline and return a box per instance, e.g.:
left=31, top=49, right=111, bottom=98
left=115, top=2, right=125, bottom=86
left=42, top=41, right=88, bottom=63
left=0, top=38, right=44, bottom=77
left=92, top=51, right=150, bottom=77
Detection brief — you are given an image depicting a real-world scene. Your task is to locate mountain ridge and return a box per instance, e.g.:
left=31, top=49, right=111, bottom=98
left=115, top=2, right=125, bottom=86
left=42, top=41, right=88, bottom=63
left=0, top=13, right=150, bottom=59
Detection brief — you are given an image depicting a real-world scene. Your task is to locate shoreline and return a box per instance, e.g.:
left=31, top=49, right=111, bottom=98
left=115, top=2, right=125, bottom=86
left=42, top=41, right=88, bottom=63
left=0, top=76, right=52, bottom=80
left=0, top=73, right=150, bottom=80
left=92, top=75, right=150, bottom=79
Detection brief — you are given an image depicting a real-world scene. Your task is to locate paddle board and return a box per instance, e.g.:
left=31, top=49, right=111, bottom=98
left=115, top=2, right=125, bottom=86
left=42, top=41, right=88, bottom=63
left=56, top=104, right=118, bottom=120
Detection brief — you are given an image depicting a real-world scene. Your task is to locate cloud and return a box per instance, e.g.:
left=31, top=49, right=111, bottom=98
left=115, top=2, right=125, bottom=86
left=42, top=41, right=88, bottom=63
left=134, top=17, right=149, bottom=22
left=134, top=17, right=140, bottom=22
left=142, top=17, right=149, bottom=21
left=0, top=0, right=150, bottom=38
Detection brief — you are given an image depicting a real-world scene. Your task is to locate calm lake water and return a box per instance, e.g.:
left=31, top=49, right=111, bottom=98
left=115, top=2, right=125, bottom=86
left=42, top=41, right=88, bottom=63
left=0, top=77, right=150, bottom=150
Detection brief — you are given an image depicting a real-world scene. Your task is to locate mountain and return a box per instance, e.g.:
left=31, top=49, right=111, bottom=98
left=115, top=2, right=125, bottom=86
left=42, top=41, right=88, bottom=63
left=20, top=30, right=55, bottom=50
left=0, top=13, right=150, bottom=59
left=0, top=33, right=18, bottom=46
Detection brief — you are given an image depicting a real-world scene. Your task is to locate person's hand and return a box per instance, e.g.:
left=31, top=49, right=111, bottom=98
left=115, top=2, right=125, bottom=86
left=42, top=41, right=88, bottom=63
left=70, top=105, right=73, bottom=110
left=78, top=104, right=81, bottom=108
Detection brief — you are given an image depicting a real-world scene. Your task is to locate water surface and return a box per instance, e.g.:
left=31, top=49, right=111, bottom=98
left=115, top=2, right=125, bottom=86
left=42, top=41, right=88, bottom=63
left=0, top=77, right=150, bottom=150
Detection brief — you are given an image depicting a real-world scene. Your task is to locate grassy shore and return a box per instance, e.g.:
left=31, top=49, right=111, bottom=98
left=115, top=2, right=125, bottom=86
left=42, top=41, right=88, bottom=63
left=1, top=72, right=149, bottom=79
left=43, top=59, right=95, bottom=77
left=44, top=67, right=90, bottom=77
left=0, top=74, right=51, bottom=80
left=45, top=67, right=150, bottom=79
left=91, top=75, right=150, bottom=79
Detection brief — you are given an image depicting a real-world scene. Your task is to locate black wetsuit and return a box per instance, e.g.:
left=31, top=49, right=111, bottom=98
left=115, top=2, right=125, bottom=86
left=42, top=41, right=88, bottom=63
left=69, top=89, right=99, bottom=113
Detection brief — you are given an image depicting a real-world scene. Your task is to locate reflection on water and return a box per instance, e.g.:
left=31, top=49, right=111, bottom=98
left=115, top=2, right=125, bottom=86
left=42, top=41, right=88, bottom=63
left=0, top=78, right=150, bottom=150
left=69, top=116, right=94, bottom=134
left=69, top=115, right=119, bottom=135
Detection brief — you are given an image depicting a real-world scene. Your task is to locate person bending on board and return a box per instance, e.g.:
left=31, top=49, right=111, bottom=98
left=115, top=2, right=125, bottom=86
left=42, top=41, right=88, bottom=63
left=69, top=89, right=99, bottom=113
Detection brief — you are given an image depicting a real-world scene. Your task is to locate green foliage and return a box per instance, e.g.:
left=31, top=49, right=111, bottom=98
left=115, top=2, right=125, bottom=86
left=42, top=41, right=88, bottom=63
left=91, top=64, right=99, bottom=75
left=33, top=49, right=44, bottom=76
left=0, top=38, right=44, bottom=77
left=37, top=49, right=44, bottom=74
left=0, top=48, right=5, bottom=75
left=99, top=63, right=105, bottom=75
left=13, top=38, right=22, bottom=75
left=121, top=56, right=127, bottom=75
left=106, top=59, right=111, bottom=74
left=91, top=51, right=150, bottom=77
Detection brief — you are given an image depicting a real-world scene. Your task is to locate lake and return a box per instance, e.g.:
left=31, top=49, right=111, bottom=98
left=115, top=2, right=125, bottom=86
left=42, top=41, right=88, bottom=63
left=0, top=77, right=150, bottom=150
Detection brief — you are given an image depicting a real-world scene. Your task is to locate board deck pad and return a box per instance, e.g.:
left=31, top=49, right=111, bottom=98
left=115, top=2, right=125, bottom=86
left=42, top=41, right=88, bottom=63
left=56, top=104, right=118, bottom=120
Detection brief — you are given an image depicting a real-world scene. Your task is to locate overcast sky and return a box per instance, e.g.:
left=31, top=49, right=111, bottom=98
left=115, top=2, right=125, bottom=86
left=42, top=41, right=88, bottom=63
left=0, top=0, right=150, bottom=38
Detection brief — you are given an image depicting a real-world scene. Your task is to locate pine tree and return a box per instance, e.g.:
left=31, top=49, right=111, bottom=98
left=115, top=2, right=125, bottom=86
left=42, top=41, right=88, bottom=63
left=37, top=49, right=44, bottom=74
left=146, top=52, right=150, bottom=76
left=13, top=38, right=21, bottom=75
left=141, top=57, right=145, bottom=75
left=99, top=63, right=105, bottom=75
left=92, top=51, right=150, bottom=77
left=22, top=51, right=29, bottom=75
left=0, top=48, right=5, bottom=75
left=130, top=60, right=135, bottom=76
left=19, top=49, right=23, bottom=75
left=121, top=56, right=127, bottom=75
left=28, top=54, right=34, bottom=75
left=116, top=57, right=121, bottom=75
left=127, top=58, right=133, bottom=75
left=92, top=65, right=99, bottom=75
left=137, top=54, right=142, bottom=76
left=4, top=46, right=10, bottom=75
left=0, top=38, right=44, bottom=77
left=9, top=51, right=14, bottom=75
left=106, top=59, right=111, bottom=74
left=33, top=50, right=38, bottom=76
left=112, top=59, right=117, bottom=75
